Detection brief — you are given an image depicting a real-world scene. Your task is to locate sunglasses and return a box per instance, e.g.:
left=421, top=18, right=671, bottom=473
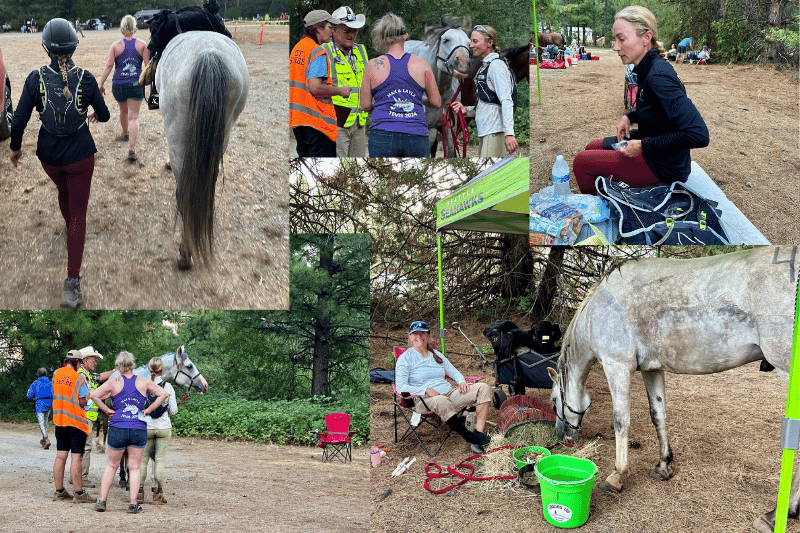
left=473, top=25, right=487, bottom=33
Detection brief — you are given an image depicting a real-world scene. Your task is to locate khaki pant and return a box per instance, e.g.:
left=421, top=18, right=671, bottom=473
left=414, top=382, right=491, bottom=422
left=81, top=418, right=94, bottom=478
left=336, top=122, right=367, bottom=157
left=478, top=132, right=508, bottom=157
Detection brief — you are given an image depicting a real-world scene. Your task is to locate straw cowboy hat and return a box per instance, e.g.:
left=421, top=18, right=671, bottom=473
left=331, top=6, right=365, bottom=29
left=72, top=346, right=104, bottom=360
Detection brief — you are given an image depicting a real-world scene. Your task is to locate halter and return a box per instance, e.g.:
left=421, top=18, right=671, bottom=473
left=555, top=369, right=590, bottom=433
left=433, top=30, right=470, bottom=77
left=170, top=351, right=205, bottom=393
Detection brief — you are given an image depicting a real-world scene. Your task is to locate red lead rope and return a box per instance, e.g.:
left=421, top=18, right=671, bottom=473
left=177, top=394, right=189, bottom=406
left=423, top=445, right=520, bottom=494
left=441, top=84, right=469, bottom=158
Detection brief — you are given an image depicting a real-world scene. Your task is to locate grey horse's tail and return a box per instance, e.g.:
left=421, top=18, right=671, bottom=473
left=179, top=50, right=229, bottom=268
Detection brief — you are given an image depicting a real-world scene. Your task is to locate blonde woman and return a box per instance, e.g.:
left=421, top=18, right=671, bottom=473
left=572, top=5, right=708, bottom=194
left=450, top=24, right=517, bottom=156
left=98, top=14, right=149, bottom=161
left=90, top=351, right=167, bottom=513
left=138, top=357, right=178, bottom=504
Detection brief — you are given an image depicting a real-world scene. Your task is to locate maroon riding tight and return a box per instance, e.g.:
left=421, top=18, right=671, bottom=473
left=40, top=155, right=95, bottom=279
left=572, top=139, right=661, bottom=195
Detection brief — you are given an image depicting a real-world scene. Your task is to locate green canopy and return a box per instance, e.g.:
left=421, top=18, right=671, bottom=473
left=435, top=157, right=530, bottom=234
left=434, top=157, right=530, bottom=352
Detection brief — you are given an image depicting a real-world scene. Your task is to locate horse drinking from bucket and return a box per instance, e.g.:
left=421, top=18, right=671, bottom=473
left=404, top=16, right=471, bottom=156
left=156, top=31, right=249, bottom=269
left=547, top=246, right=798, bottom=531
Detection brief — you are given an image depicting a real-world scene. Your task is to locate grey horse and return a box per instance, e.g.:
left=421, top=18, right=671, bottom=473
left=547, top=246, right=798, bottom=532
left=156, top=31, right=249, bottom=269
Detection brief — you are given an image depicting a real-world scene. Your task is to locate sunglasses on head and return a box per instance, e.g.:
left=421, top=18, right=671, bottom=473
left=473, top=25, right=487, bottom=32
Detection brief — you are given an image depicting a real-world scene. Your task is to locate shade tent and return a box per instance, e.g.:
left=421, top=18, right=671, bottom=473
left=434, top=157, right=530, bottom=352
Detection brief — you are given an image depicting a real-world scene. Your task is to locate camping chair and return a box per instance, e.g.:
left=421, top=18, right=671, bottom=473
left=392, top=346, right=482, bottom=457
left=316, top=412, right=356, bottom=463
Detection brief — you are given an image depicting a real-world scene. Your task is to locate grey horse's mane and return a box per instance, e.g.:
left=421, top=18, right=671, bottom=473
left=422, top=15, right=471, bottom=47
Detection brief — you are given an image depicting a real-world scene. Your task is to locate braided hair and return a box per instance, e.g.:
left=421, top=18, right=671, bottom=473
left=54, top=54, right=73, bottom=100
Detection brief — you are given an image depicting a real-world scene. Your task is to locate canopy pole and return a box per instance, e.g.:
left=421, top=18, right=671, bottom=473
left=533, top=0, right=542, bottom=104
left=774, top=273, right=800, bottom=533
left=437, top=231, right=446, bottom=356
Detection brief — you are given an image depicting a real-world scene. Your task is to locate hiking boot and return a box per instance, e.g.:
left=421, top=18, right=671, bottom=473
left=73, top=490, right=94, bottom=503
left=43, top=438, right=51, bottom=449
left=82, top=477, right=96, bottom=488
left=137, top=487, right=144, bottom=503
left=127, top=503, right=143, bottom=514
left=39, top=437, right=45, bottom=448
left=128, top=150, right=137, bottom=161
left=153, top=488, right=167, bottom=504
left=95, top=500, right=106, bottom=512
left=59, top=278, right=82, bottom=310
left=470, top=443, right=486, bottom=455
left=53, top=489, right=72, bottom=501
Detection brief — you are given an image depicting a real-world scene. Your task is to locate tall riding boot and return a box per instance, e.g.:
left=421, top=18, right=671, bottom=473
left=446, top=414, right=491, bottom=453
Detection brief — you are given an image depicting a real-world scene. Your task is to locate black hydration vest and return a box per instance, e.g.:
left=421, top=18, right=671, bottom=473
left=475, top=57, right=518, bottom=108
left=38, top=65, right=87, bottom=137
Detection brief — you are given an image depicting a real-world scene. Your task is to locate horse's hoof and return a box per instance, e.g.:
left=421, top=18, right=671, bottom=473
left=176, top=256, right=193, bottom=270
left=649, top=467, right=673, bottom=481
left=598, top=480, right=621, bottom=494
left=753, top=515, right=775, bottom=533
left=165, top=161, right=172, bottom=171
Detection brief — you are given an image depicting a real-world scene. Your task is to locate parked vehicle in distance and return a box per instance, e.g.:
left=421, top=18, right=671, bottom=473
left=2, top=23, right=12, bottom=32
left=134, top=9, right=161, bottom=30
left=81, top=17, right=107, bottom=30
left=0, top=47, right=13, bottom=140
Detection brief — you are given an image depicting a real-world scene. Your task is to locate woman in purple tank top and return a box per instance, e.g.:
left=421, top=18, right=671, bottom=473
left=359, top=13, right=441, bottom=157
left=90, top=351, right=167, bottom=513
left=98, top=15, right=150, bottom=161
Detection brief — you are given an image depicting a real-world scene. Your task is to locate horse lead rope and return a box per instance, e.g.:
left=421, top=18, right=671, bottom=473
left=442, top=83, right=469, bottom=158
left=423, top=445, right=519, bottom=494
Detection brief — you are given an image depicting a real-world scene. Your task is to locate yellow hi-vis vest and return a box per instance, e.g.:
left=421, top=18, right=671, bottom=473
left=79, top=367, right=99, bottom=422
left=53, top=366, right=89, bottom=434
left=321, top=42, right=368, bottom=128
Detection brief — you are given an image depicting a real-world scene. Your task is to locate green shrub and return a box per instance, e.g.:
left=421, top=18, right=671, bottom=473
left=172, top=392, right=369, bottom=446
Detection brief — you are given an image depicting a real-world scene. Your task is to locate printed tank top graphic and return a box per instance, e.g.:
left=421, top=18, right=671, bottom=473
left=110, top=375, right=146, bottom=428
left=113, top=39, right=143, bottom=85
left=370, top=54, right=428, bottom=136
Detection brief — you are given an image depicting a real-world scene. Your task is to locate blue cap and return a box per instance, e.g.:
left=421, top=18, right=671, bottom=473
left=409, top=321, right=429, bottom=334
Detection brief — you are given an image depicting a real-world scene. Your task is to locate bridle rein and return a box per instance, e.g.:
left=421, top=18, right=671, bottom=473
left=555, top=367, right=590, bottom=433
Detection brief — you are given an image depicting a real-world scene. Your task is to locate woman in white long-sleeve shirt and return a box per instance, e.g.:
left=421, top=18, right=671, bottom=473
left=138, top=357, right=179, bottom=504
left=450, top=24, right=517, bottom=156
left=395, top=320, right=492, bottom=453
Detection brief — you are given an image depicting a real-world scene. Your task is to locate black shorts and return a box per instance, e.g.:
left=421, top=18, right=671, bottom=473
left=677, top=45, right=687, bottom=54
left=112, top=82, right=145, bottom=102
left=55, top=425, right=87, bottom=454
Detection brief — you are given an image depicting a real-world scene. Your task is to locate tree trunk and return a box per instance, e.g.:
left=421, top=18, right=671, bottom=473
left=311, top=235, right=335, bottom=397
left=764, top=0, right=788, bottom=64
left=531, top=246, right=566, bottom=318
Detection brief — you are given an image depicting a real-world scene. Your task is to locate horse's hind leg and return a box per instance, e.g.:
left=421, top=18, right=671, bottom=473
left=754, top=464, right=800, bottom=532
left=642, top=370, right=674, bottom=481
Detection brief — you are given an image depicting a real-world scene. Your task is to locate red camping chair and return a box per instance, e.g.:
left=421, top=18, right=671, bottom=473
left=392, top=346, right=482, bottom=457
left=317, top=412, right=356, bottom=463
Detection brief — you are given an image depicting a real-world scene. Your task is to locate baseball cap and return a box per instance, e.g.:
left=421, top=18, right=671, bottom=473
left=304, top=9, right=337, bottom=27
left=409, top=321, right=429, bottom=334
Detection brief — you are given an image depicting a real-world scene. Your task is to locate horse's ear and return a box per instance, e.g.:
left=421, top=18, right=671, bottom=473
left=177, top=345, right=185, bottom=359
left=461, top=16, right=471, bottom=32
left=547, top=366, right=559, bottom=383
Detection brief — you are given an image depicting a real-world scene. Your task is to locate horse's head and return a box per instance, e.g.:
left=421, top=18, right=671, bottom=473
left=421, top=21, right=471, bottom=78
left=548, top=357, right=590, bottom=442
left=163, top=346, right=209, bottom=394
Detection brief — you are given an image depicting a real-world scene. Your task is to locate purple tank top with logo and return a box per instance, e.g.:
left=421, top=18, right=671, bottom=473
left=370, top=54, right=428, bottom=137
left=110, top=375, right=147, bottom=429
left=112, top=38, right=143, bottom=85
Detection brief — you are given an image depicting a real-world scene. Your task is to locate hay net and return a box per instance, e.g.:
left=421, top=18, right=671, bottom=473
left=497, top=395, right=556, bottom=434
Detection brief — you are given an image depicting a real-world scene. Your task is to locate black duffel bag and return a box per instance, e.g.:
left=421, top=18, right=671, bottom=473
left=596, top=176, right=730, bottom=245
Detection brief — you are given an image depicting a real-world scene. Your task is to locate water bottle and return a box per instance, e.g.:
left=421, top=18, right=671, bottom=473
left=552, top=155, right=571, bottom=196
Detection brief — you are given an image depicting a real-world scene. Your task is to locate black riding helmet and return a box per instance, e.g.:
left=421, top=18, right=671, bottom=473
left=41, top=18, right=79, bottom=55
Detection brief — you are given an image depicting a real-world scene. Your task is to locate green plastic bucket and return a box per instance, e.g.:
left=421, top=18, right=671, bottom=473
left=513, top=446, right=551, bottom=470
left=534, top=455, right=598, bottom=528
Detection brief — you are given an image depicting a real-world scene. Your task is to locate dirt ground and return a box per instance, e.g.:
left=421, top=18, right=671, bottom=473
left=0, top=25, right=290, bottom=309
left=370, top=317, right=800, bottom=533
left=531, top=48, right=800, bottom=245
left=0, top=422, right=369, bottom=532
